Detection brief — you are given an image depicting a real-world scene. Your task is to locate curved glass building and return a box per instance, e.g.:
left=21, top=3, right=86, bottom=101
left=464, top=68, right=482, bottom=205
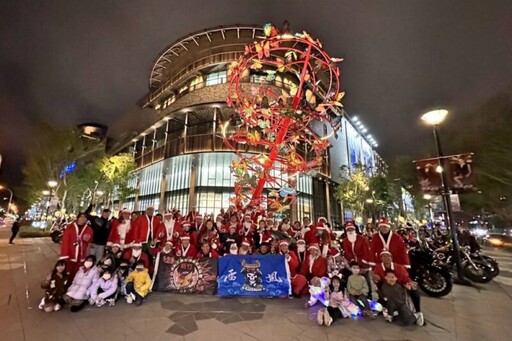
left=114, top=25, right=386, bottom=224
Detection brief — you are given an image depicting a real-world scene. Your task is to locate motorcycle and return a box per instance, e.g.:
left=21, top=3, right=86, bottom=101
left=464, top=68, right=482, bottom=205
left=408, top=245, right=453, bottom=297
left=49, top=222, right=66, bottom=244
left=433, top=245, right=495, bottom=284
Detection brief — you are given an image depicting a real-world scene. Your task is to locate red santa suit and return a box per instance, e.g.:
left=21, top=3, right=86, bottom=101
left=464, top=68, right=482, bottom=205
left=374, top=261, right=413, bottom=286
left=196, top=249, right=220, bottom=259
left=239, top=220, right=256, bottom=244
left=60, top=222, right=94, bottom=278
left=342, top=234, right=374, bottom=269
left=300, top=249, right=328, bottom=280
left=185, top=209, right=200, bottom=222
left=135, top=214, right=165, bottom=244
left=163, top=216, right=181, bottom=246
left=108, top=219, right=135, bottom=249
left=177, top=240, right=197, bottom=258
left=371, top=231, right=411, bottom=268
left=303, top=226, right=319, bottom=246
left=279, top=243, right=307, bottom=295
left=122, top=247, right=152, bottom=274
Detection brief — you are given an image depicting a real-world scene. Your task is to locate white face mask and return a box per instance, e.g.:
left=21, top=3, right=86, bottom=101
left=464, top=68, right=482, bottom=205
left=84, top=261, right=93, bottom=269
left=102, top=273, right=112, bottom=281
left=297, top=245, right=306, bottom=252
left=239, top=249, right=248, bottom=255
left=230, top=248, right=238, bottom=255
left=132, top=249, right=142, bottom=257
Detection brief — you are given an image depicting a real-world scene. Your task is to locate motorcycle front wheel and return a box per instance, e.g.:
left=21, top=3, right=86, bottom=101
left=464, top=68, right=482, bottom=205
left=463, top=261, right=494, bottom=283
left=418, top=267, right=453, bottom=297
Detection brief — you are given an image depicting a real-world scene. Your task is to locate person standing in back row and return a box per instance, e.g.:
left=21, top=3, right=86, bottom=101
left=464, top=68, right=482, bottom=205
left=85, top=204, right=111, bottom=263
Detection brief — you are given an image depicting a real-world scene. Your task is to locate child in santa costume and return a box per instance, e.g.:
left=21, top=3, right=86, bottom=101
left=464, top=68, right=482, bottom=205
left=59, top=213, right=94, bottom=279
left=371, top=217, right=411, bottom=268
left=39, top=259, right=70, bottom=313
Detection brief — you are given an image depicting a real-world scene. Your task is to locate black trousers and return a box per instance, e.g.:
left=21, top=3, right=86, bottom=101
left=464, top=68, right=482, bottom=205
left=327, top=306, right=343, bottom=322
left=9, top=229, right=19, bottom=243
left=409, top=289, right=421, bottom=312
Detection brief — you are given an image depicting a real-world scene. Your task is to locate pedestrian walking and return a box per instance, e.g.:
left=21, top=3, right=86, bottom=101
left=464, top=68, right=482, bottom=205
left=9, top=217, right=21, bottom=244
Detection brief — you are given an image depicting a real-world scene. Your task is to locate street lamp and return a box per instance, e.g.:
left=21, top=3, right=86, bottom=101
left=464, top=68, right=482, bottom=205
left=421, top=109, right=468, bottom=284
left=47, top=180, right=58, bottom=188
left=0, top=185, right=13, bottom=214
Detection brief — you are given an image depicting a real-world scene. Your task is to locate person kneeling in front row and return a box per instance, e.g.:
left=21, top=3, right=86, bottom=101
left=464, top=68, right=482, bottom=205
left=125, top=260, right=151, bottom=306
left=381, top=270, right=424, bottom=326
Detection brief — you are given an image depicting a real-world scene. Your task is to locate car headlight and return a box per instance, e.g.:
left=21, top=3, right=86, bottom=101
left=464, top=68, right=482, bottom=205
left=488, top=238, right=504, bottom=246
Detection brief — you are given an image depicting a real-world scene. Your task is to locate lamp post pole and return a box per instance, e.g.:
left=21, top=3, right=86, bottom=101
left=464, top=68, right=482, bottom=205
left=431, top=125, right=468, bottom=284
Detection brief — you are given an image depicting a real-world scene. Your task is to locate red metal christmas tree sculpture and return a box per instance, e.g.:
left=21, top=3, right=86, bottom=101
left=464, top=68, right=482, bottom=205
left=223, top=23, right=344, bottom=212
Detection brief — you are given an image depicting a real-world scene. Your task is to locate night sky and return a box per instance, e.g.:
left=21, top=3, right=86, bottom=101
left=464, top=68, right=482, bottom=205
left=1, top=0, right=511, bottom=191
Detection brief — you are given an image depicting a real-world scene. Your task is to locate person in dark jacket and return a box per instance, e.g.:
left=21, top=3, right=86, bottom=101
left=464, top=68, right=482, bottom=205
left=85, top=204, right=111, bottom=263
left=9, top=218, right=21, bottom=244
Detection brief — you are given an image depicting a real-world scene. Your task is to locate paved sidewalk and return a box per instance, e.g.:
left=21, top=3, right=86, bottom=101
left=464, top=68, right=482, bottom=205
left=1, top=227, right=512, bottom=341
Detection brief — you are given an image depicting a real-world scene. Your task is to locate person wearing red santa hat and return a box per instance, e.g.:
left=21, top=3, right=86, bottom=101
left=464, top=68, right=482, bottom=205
left=162, top=210, right=182, bottom=247
left=289, top=220, right=303, bottom=239
left=220, top=224, right=241, bottom=254
left=373, top=249, right=422, bottom=313
left=196, top=241, right=220, bottom=258
left=342, top=220, right=374, bottom=271
left=123, top=243, right=151, bottom=272
left=304, top=217, right=327, bottom=246
left=239, top=214, right=256, bottom=241
left=198, top=219, right=221, bottom=251
left=176, top=235, right=197, bottom=258
left=253, top=219, right=272, bottom=249
left=371, top=217, right=411, bottom=268
left=315, top=224, right=332, bottom=258
left=108, top=208, right=136, bottom=250
left=192, top=214, right=204, bottom=232
left=300, top=216, right=314, bottom=239
left=295, top=238, right=307, bottom=266
left=185, top=206, right=199, bottom=222
left=224, top=214, right=240, bottom=236
left=239, top=238, right=252, bottom=255
left=134, top=207, right=166, bottom=250
left=180, top=222, right=199, bottom=249
left=300, top=244, right=328, bottom=280
left=279, top=240, right=307, bottom=297
left=59, top=212, right=94, bottom=279
left=215, top=214, right=226, bottom=233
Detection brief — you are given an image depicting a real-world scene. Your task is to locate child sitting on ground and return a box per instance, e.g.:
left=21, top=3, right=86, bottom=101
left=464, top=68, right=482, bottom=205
left=88, top=269, right=118, bottom=307
left=125, top=260, right=151, bottom=306
left=346, top=261, right=373, bottom=317
left=316, top=275, right=359, bottom=326
left=380, top=270, right=424, bottom=326
left=305, top=276, right=330, bottom=308
left=116, top=259, right=131, bottom=298
left=39, top=259, right=70, bottom=313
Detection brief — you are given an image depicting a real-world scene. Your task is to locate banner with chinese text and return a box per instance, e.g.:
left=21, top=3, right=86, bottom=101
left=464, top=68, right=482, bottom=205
left=217, top=255, right=291, bottom=297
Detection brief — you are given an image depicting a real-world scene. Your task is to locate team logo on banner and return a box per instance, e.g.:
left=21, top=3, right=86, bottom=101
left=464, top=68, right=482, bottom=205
left=152, top=254, right=217, bottom=294
left=218, top=255, right=291, bottom=297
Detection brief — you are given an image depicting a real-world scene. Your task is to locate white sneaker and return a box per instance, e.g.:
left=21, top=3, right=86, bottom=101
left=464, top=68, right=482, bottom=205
left=38, top=298, right=45, bottom=310
left=316, top=310, right=324, bottom=325
left=96, top=299, right=106, bottom=307
left=54, top=304, right=61, bottom=311
left=415, top=312, right=425, bottom=326
left=126, top=295, right=133, bottom=304
left=385, top=315, right=393, bottom=323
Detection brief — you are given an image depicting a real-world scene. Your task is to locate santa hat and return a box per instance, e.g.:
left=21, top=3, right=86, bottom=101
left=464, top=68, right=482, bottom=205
left=308, top=243, right=320, bottom=252
left=164, top=240, right=173, bottom=245
left=278, top=240, right=289, bottom=247
left=111, top=243, right=121, bottom=248
left=344, top=220, right=356, bottom=230
left=317, top=217, right=327, bottom=224
left=380, top=248, right=392, bottom=257
left=378, top=217, right=391, bottom=228
left=241, top=239, right=251, bottom=247
left=195, top=213, right=203, bottom=219
left=182, top=222, right=191, bottom=227
left=296, top=238, right=306, bottom=244
left=121, top=208, right=131, bottom=214
left=216, top=214, right=224, bottom=221
left=264, top=237, right=273, bottom=244
left=180, top=234, right=190, bottom=241
left=244, top=214, right=252, bottom=220
left=164, top=210, right=173, bottom=216
left=132, top=242, right=142, bottom=247
left=330, top=247, right=341, bottom=258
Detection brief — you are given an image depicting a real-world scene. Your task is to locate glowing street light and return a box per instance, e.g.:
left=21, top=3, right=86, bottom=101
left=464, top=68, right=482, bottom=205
left=423, top=194, right=432, bottom=200
left=47, top=180, right=58, bottom=188
left=420, top=109, right=448, bottom=126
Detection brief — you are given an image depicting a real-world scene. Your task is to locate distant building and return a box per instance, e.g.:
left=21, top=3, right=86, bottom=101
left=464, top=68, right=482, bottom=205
left=113, top=25, right=385, bottom=223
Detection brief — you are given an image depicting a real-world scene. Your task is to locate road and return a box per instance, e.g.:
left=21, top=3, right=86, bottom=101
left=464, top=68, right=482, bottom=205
left=1, top=227, right=512, bottom=341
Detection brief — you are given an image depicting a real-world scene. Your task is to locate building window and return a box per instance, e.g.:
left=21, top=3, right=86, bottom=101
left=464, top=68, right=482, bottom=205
left=296, top=195, right=313, bottom=222
left=139, top=161, right=164, bottom=196
left=197, top=153, right=237, bottom=187
left=206, top=71, right=227, bottom=86
left=164, top=155, right=193, bottom=192
left=196, top=190, right=234, bottom=217
left=166, top=189, right=189, bottom=214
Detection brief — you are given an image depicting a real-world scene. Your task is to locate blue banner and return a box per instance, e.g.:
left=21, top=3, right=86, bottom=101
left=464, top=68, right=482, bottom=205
left=217, top=255, right=291, bottom=297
